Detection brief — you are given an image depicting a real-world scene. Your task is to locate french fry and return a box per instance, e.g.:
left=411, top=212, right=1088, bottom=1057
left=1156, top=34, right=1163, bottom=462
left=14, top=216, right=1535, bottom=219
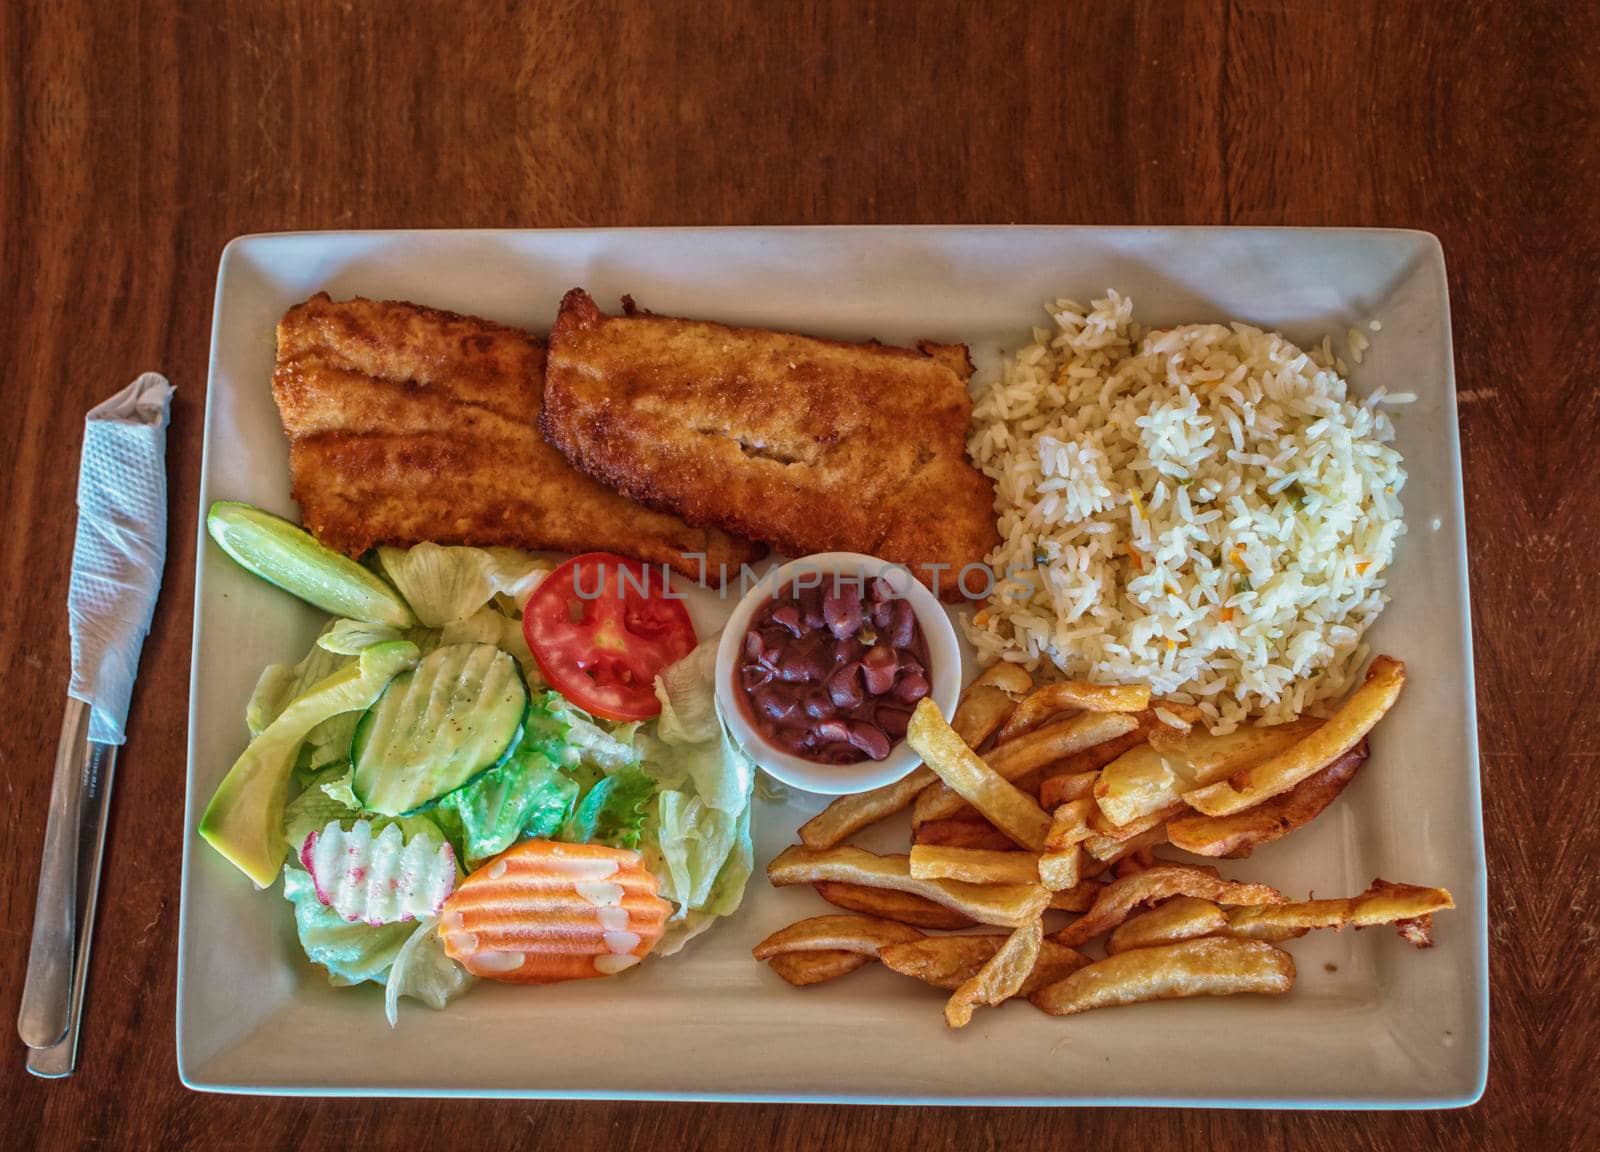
left=914, top=817, right=1020, bottom=852
left=879, top=934, right=1091, bottom=994
left=908, top=699, right=1053, bottom=851
left=798, top=665, right=1032, bottom=848
left=1114, top=853, right=1151, bottom=878
left=945, top=918, right=1043, bottom=1028
left=1038, top=798, right=1094, bottom=890
left=1086, top=802, right=1183, bottom=848
left=1166, top=743, right=1366, bottom=858
left=1223, top=879, right=1454, bottom=946
left=768, top=845, right=1050, bottom=927
left=1086, top=825, right=1172, bottom=872
left=909, top=845, right=1039, bottom=886
left=1105, top=896, right=1228, bottom=954
left=1038, top=843, right=1081, bottom=890
left=1038, top=769, right=1105, bottom=811
left=767, top=950, right=871, bottom=986
left=1054, top=864, right=1284, bottom=947
left=752, top=914, right=926, bottom=960
left=1185, top=657, right=1406, bottom=816
left=915, top=711, right=1142, bottom=824
left=1043, top=798, right=1096, bottom=849
left=1147, top=700, right=1206, bottom=728
left=1049, top=882, right=1100, bottom=912
left=1029, top=937, right=1296, bottom=1015
left=813, top=881, right=977, bottom=929
left=995, top=681, right=1152, bottom=743
left=971, top=661, right=1036, bottom=700
left=799, top=770, right=934, bottom=850
left=1094, top=718, right=1322, bottom=828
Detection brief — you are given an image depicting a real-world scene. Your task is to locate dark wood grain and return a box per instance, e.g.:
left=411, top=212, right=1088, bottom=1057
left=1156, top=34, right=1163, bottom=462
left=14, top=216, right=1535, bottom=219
left=1, top=0, right=1591, bottom=1148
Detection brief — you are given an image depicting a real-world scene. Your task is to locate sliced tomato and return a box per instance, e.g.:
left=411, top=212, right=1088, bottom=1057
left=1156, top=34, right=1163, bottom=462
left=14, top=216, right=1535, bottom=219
left=522, top=553, right=697, bottom=721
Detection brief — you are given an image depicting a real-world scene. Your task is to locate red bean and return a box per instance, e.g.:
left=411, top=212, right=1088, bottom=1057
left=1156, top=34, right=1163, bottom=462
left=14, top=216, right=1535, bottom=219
left=799, top=587, right=826, bottom=630
left=755, top=687, right=800, bottom=723
left=870, top=599, right=894, bottom=629
left=888, top=599, right=915, bottom=648
left=847, top=722, right=891, bottom=761
left=803, top=690, right=834, bottom=720
left=833, top=635, right=864, bottom=665
left=872, top=576, right=897, bottom=603
left=744, top=629, right=764, bottom=660
left=875, top=706, right=912, bottom=740
left=827, top=662, right=863, bottom=709
left=892, top=671, right=930, bottom=704
left=741, top=665, right=773, bottom=692
left=861, top=645, right=899, bottom=695
left=815, top=719, right=850, bottom=743
left=773, top=726, right=812, bottom=754
left=778, top=641, right=827, bottom=683
left=823, top=584, right=863, bottom=639
left=771, top=602, right=804, bottom=637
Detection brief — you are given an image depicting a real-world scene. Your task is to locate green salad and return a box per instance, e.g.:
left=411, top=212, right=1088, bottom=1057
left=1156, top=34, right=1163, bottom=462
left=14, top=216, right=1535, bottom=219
left=198, top=503, right=755, bottom=1024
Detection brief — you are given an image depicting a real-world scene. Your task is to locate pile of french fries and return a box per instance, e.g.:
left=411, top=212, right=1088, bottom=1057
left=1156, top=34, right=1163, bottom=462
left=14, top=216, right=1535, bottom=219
left=754, top=657, right=1455, bottom=1028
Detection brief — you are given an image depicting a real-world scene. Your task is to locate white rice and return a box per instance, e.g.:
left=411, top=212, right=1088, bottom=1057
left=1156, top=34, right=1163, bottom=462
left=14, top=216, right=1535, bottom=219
left=965, top=291, right=1407, bottom=733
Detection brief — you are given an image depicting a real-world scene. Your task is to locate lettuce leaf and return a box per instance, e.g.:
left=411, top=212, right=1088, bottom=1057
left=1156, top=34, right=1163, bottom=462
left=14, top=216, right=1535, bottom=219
left=545, top=693, right=639, bottom=773
left=565, top=766, right=655, bottom=850
left=385, top=919, right=473, bottom=1027
left=246, top=635, right=349, bottom=737
left=434, top=739, right=578, bottom=868
left=656, top=803, right=754, bottom=956
left=377, top=543, right=551, bottom=627
left=635, top=639, right=756, bottom=945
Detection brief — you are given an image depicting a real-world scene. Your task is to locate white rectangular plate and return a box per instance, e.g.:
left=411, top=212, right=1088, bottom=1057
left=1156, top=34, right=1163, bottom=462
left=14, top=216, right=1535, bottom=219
left=179, top=227, right=1486, bottom=1106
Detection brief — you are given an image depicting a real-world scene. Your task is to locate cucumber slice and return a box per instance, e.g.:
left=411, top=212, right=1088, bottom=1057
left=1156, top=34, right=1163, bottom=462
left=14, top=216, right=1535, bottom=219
left=352, top=643, right=527, bottom=815
left=207, top=501, right=416, bottom=628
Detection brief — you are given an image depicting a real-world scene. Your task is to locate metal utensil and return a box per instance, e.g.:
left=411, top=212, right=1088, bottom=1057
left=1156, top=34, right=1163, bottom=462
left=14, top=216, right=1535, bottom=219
left=18, top=700, right=94, bottom=1049
left=25, top=739, right=117, bottom=1077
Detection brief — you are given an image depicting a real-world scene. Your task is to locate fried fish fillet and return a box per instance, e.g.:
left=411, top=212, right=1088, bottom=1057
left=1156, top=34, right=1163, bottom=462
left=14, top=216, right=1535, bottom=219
left=271, top=294, right=763, bottom=582
left=540, top=290, right=999, bottom=599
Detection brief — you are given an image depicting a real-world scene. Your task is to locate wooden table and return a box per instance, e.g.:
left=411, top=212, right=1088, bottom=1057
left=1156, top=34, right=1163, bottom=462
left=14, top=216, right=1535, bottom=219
left=2, top=1, right=1587, bottom=1147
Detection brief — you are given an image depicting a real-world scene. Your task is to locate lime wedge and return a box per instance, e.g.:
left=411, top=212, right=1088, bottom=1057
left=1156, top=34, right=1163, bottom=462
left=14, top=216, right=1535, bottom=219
left=207, top=501, right=416, bottom=627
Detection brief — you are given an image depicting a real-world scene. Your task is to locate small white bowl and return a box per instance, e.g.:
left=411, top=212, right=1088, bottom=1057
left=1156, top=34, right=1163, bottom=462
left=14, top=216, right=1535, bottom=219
left=715, top=552, right=961, bottom=795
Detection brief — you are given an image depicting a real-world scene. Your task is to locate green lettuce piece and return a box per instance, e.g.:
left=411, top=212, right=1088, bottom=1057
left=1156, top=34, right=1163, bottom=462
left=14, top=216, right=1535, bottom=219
left=545, top=693, right=639, bottom=772
left=656, top=803, right=754, bottom=957
left=377, top=543, right=551, bottom=627
left=282, top=866, right=413, bottom=986
left=245, top=635, right=349, bottom=737
left=385, top=919, right=474, bottom=1027
left=565, top=766, right=656, bottom=850
left=653, top=790, right=743, bottom=909
left=634, top=639, right=756, bottom=949
left=434, top=740, right=578, bottom=868
left=653, top=640, right=720, bottom=746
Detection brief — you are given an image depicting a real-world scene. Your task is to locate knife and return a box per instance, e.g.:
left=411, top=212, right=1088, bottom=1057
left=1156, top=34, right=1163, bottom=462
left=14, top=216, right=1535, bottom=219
left=24, top=736, right=117, bottom=1076
left=17, top=373, right=173, bottom=1077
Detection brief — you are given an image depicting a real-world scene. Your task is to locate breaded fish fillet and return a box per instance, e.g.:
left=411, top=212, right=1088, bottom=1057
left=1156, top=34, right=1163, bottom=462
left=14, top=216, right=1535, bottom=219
left=540, top=290, right=999, bottom=600
left=271, top=294, right=763, bottom=582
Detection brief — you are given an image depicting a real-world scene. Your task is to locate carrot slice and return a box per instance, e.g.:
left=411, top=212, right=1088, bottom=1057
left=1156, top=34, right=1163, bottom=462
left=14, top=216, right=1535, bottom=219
left=439, top=839, right=672, bottom=983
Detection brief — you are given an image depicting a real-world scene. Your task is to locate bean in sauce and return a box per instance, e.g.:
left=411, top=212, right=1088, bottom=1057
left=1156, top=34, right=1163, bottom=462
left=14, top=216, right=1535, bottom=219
left=737, top=576, right=930, bottom=763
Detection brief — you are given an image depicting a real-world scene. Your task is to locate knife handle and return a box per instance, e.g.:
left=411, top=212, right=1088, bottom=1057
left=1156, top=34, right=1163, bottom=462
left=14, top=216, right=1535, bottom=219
left=19, top=698, right=92, bottom=1049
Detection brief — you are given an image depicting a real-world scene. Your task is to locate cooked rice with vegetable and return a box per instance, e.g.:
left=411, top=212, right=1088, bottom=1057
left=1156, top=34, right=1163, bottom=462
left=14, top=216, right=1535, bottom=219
left=965, top=291, right=1408, bottom=732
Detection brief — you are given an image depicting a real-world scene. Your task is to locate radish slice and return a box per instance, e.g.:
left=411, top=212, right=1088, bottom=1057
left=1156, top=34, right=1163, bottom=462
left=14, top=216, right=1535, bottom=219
left=301, top=819, right=456, bottom=925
